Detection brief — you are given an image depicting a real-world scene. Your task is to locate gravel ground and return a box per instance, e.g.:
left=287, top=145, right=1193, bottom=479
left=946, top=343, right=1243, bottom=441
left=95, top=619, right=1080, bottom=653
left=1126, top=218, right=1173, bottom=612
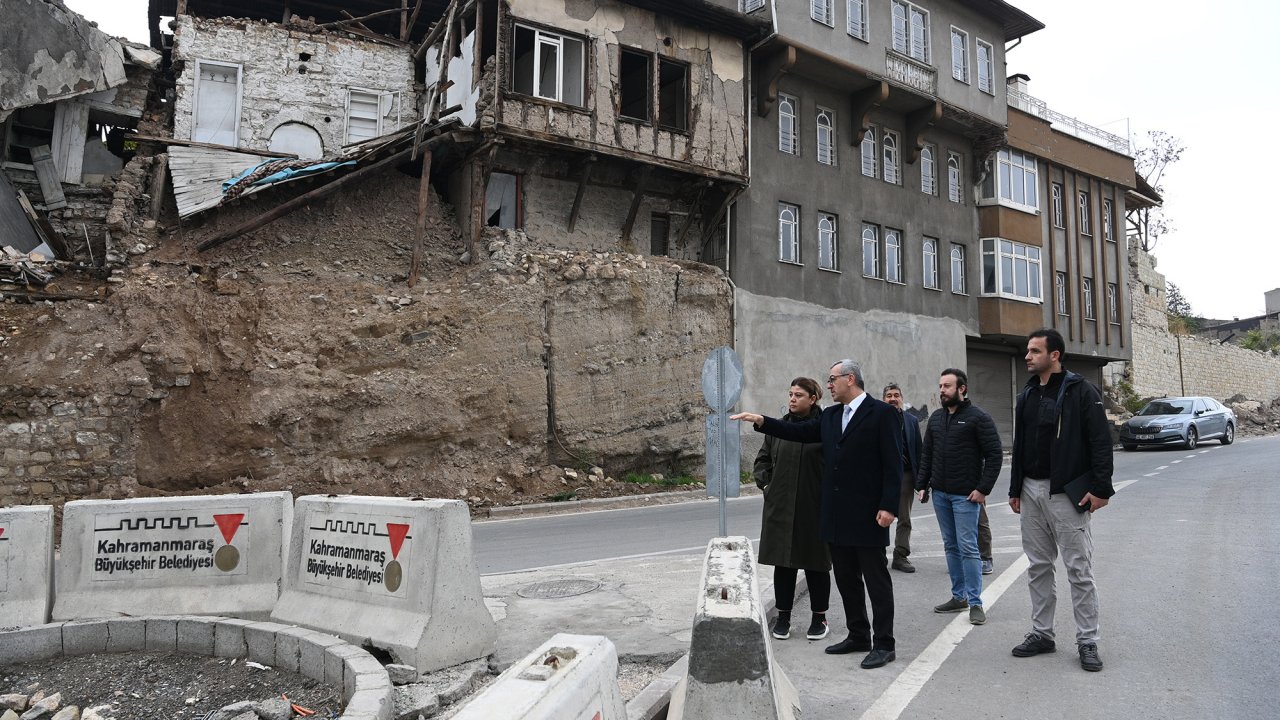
left=0, top=652, right=344, bottom=719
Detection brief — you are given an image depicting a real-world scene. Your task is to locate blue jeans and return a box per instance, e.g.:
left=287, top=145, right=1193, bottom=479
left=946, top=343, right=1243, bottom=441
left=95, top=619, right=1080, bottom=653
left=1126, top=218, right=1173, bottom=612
left=932, top=490, right=983, bottom=606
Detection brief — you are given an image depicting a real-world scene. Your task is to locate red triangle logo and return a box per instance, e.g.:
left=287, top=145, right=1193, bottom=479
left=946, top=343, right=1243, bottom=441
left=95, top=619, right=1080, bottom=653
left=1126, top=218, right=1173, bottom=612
left=0, top=527, right=5, bottom=538
left=214, top=514, right=245, bottom=544
left=387, top=523, right=410, bottom=559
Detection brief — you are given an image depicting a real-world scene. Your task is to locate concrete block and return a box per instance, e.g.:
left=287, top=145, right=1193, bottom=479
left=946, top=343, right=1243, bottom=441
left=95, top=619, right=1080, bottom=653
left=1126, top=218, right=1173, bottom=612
left=144, top=617, right=177, bottom=651
left=271, top=496, right=495, bottom=672
left=213, top=618, right=254, bottom=658
left=176, top=617, right=217, bottom=655
left=104, top=618, right=146, bottom=652
left=0, top=623, right=63, bottom=661
left=243, top=621, right=289, bottom=666
left=61, top=620, right=109, bottom=655
left=275, top=625, right=316, bottom=673
left=0, top=505, right=55, bottom=628
left=326, top=643, right=368, bottom=697
left=667, top=537, right=797, bottom=720
left=339, top=686, right=393, bottom=720
left=392, top=685, right=440, bottom=720
left=451, top=634, right=625, bottom=720
left=344, top=654, right=389, bottom=699
left=299, top=631, right=346, bottom=683
left=52, top=492, right=292, bottom=621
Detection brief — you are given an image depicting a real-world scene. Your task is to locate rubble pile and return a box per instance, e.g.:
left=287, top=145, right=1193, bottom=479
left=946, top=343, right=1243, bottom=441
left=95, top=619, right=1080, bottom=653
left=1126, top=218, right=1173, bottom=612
left=1224, top=394, right=1280, bottom=436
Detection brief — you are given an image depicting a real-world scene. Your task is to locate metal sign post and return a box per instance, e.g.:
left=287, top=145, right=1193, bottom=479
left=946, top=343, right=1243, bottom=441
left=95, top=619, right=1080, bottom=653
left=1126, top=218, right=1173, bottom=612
left=701, top=346, right=743, bottom=537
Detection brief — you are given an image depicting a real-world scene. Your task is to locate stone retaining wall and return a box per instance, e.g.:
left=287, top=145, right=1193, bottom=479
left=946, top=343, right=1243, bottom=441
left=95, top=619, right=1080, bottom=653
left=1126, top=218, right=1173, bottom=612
left=1130, top=316, right=1280, bottom=402
left=0, top=617, right=392, bottom=720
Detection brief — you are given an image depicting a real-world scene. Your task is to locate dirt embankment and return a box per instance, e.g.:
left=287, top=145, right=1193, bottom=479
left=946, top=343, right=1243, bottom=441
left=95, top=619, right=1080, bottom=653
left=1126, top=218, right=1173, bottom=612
left=0, top=168, right=732, bottom=513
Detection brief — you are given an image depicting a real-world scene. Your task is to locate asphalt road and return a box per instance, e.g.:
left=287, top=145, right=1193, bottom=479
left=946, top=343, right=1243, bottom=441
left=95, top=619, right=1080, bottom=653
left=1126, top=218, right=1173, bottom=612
left=473, top=434, right=1280, bottom=719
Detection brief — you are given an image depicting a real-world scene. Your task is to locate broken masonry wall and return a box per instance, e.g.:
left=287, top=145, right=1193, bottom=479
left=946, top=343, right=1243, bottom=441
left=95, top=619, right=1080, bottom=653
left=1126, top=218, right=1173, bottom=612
left=171, top=16, right=420, bottom=156
left=498, top=0, right=748, bottom=179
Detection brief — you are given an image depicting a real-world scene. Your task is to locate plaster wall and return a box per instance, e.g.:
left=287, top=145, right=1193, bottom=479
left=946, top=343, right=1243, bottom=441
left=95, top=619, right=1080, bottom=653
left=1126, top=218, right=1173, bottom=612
left=171, top=16, right=419, bottom=156
left=498, top=0, right=748, bottom=178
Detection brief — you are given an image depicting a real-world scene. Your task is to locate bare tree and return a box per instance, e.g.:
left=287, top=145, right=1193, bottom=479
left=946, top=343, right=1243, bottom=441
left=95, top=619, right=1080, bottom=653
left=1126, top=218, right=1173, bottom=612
left=1129, top=131, right=1184, bottom=252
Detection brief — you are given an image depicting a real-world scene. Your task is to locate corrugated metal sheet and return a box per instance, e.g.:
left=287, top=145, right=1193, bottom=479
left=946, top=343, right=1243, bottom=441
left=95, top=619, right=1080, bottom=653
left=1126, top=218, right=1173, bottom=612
left=168, top=146, right=268, bottom=217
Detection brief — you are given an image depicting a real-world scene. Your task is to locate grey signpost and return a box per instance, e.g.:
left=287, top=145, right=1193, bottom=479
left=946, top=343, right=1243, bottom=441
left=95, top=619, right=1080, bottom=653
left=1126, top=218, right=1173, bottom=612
left=701, top=346, right=743, bottom=537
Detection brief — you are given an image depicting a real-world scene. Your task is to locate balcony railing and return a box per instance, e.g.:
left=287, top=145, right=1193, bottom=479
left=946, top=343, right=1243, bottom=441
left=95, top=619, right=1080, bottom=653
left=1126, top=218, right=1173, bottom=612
left=1007, top=87, right=1131, bottom=156
left=884, top=50, right=936, bottom=95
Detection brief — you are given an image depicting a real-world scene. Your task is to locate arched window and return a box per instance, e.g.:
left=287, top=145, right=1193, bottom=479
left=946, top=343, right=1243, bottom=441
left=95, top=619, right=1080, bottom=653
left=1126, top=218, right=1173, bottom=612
left=778, top=95, right=797, bottom=155
left=861, top=126, right=877, bottom=177
left=883, top=131, right=900, bottom=184
left=920, top=145, right=936, bottom=195
left=816, top=109, right=835, bottom=165
left=778, top=203, right=800, bottom=262
left=818, top=213, right=838, bottom=270
left=947, top=152, right=962, bottom=203
left=862, top=224, right=880, bottom=278
left=950, top=244, right=966, bottom=294
left=923, top=237, right=939, bottom=289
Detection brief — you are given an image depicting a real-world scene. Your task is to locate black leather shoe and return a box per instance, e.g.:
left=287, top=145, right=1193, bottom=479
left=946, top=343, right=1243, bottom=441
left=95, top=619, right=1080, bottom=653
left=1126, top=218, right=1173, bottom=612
left=860, top=648, right=896, bottom=669
left=824, top=636, right=872, bottom=654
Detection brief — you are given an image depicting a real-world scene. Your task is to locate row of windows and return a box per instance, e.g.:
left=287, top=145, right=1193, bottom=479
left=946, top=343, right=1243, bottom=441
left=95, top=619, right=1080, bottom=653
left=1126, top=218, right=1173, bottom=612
left=777, top=203, right=967, bottom=293
left=1054, top=272, right=1120, bottom=324
left=792, top=1, right=996, bottom=95
left=979, top=149, right=1117, bottom=242
left=512, top=24, right=690, bottom=131
left=1049, top=183, right=1115, bottom=241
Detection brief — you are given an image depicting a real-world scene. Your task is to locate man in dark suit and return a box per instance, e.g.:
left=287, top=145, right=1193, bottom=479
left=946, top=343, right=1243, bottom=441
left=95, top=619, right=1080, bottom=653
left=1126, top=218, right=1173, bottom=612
left=882, top=383, right=923, bottom=573
left=733, top=359, right=903, bottom=669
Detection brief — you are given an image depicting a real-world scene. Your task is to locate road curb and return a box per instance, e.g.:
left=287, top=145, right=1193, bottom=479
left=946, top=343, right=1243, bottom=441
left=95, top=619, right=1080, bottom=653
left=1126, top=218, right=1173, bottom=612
left=485, top=487, right=762, bottom=519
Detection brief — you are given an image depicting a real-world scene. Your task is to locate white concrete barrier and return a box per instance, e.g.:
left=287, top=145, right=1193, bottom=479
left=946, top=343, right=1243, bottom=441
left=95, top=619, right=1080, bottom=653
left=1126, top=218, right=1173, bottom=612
left=0, top=505, right=55, bottom=628
left=667, top=536, right=798, bottom=720
left=270, top=495, right=496, bottom=672
left=52, top=492, right=292, bottom=620
left=451, top=634, right=626, bottom=720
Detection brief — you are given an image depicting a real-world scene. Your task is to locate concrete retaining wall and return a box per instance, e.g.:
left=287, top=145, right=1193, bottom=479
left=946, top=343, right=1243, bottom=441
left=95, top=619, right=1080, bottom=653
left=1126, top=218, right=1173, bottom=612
left=451, top=634, right=626, bottom=720
left=0, top=505, right=55, bottom=628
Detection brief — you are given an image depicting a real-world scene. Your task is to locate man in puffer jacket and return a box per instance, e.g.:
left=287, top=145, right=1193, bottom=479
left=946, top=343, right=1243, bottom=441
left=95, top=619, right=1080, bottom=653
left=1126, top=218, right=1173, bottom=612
left=915, top=368, right=1003, bottom=626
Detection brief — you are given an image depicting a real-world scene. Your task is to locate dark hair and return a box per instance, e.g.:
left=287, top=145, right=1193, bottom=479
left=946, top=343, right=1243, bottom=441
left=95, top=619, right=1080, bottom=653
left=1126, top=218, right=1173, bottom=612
left=940, top=367, right=968, bottom=392
left=1028, top=327, right=1066, bottom=358
left=791, top=377, right=823, bottom=401
left=881, top=382, right=901, bottom=398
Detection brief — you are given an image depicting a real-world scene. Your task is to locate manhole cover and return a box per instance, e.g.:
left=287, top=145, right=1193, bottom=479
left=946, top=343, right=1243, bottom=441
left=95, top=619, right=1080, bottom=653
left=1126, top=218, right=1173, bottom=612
left=517, top=577, right=601, bottom=599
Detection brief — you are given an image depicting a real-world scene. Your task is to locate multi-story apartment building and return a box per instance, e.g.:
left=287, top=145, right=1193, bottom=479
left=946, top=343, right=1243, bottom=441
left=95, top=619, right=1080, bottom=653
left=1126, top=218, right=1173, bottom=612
left=728, top=1, right=1042, bottom=424
left=966, top=77, right=1142, bottom=439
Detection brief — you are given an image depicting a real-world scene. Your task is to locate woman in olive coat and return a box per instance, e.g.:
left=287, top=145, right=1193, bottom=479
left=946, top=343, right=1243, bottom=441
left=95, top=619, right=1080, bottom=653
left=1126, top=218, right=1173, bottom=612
left=753, top=377, right=832, bottom=641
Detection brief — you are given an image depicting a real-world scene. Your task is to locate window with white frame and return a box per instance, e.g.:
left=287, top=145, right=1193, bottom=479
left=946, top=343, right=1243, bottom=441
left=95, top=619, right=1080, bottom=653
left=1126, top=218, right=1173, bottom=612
left=883, top=129, right=900, bottom=184
left=848, top=0, right=868, bottom=40
left=921, top=144, right=936, bottom=195
left=513, top=25, right=585, bottom=106
left=779, top=203, right=800, bottom=263
left=923, top=237, right=939, bottom=289
left=1051, top=183, right=1064, bottom=228
left=861, top=126, right=878, bottom=177
left=346, top=89, right=401, bottom=144
left=1102, top=199, right=1114, bottom=241
left=947, top=151, right=962, bottom=203
left=981, top=148, right=1039, bottom=211
left=1078, top=190, right=1092, bottom=235
left=816, top=108, right=836, bottom=165
left=950, top=243, right=967, bottom=294
left=1055, top=271, right=1068, bottom=315
left=1107, top=282, right=1119, bottom=323
left=885, top=229, right=903, bottom=283
left=976, top=39, right=994, bottom=94
left=951, top=27, right=969, bottom=83
left=981, top=238, right=1042, bottom=302
left=811, top=0, right=833, bottom=26
left=193, top=61, right=242, bottom=146
left=892, top=1, right=930, bottom=62
left=779, top=94, right=798, bottom=155
left=1082, top=277, right=1096, bottom=319
left=818, top=213, right=839, bottom=270
left=862, top=223, right=880, bottom=278
left=741, top=0, right=766, bottom=11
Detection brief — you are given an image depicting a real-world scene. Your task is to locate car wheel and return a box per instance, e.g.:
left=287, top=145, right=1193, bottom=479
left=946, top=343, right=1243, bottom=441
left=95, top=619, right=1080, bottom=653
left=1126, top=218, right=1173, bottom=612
left=1185, top=426, right=1198, bottom=450
left=1221, top=423, right=1234, bottom=445
left=1122, top=444, right=1136, bottom=451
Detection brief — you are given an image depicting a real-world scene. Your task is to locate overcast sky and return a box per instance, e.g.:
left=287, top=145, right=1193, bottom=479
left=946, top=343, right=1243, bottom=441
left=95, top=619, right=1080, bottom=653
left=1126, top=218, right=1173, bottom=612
left=65, top=0, right=1279, bottom=319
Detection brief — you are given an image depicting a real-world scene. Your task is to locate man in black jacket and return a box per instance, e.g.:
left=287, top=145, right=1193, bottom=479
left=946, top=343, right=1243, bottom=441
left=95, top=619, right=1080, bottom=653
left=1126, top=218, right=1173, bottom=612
left=882, top=383, right=923, bottom=574
left=914, top=368, right=1002, bottom=626
left=1009, top=328, right=1114, bottom=672
left=733, top=359, right=902, bottom=669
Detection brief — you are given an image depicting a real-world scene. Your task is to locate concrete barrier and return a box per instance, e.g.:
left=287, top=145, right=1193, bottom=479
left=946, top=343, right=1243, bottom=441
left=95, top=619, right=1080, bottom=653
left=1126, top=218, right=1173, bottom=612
left=666, top=537, right=798, bottom=720
left=52, top=492, right=292, bottom=620
left=0, top=505, right=55, bottom=628
left=451, top=634, right=625, bottom=720
left=271, top=495, right=496, bottom=672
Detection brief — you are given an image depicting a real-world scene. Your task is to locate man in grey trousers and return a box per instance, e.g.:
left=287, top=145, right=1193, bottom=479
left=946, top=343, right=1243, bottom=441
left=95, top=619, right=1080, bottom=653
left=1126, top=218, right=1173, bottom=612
left=1009, top=328, right=1115, bottom=672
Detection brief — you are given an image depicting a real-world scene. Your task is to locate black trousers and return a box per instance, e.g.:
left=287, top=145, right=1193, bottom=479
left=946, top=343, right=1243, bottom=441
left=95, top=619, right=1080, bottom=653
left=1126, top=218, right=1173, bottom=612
left=830, top=544, right=895, bottom=651
left=773, top=566, right=832, bottom=614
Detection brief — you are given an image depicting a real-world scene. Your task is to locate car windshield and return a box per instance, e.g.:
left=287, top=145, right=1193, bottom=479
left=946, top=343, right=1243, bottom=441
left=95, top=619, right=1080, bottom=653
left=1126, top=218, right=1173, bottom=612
left=1139, top=399, right=1194, bottom=416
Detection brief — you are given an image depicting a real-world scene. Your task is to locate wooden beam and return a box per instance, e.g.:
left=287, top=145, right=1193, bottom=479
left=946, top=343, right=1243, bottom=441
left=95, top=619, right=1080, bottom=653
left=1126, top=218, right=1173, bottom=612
left=29, top=145, right=67, bottom=210
left=320, top=8, right=406, bottom=30
left=566, top=154, right=596, bottom=234
left=197, top=148, right=412, bottom=252
left=620, top=167, right=651, bottom=250
left=466, top=144, right=499, bottom=263
left=850, top=81, right=890, bottom=145
left=415, top=0, right=458, bottom=61
left=471, top=0, right=485, bottom=87
left=131, top=135, right=298, bottom=159
left=754, top=45, right=796, bottom=117
left=400, top=0, right=410, bottom=41
left=406, top=0, right=427, bottom=42
left=674, top=180, right=712, bottom=250
left=904, top=101, right=942, bottom=164
left=16, top=189, right=71, bottom=260
left=148, top=153, right=169, bottom=222
left=408, top=149, right=433, bottom=287
left=698, top=185, right=743, bottom=256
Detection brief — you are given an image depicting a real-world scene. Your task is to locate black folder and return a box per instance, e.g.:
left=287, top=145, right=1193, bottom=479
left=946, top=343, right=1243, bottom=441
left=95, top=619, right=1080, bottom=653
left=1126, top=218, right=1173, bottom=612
left=1064, top=473, right=1093, bottom=513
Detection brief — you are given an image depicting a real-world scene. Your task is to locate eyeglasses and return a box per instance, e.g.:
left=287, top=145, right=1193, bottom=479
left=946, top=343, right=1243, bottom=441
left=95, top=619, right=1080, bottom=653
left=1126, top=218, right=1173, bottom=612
left=827, top=373, right=853, bottom=383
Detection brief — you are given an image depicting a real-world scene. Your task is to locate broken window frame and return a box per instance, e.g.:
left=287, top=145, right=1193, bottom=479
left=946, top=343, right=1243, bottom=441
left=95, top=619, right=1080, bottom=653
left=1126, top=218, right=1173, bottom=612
left=345, top=88, right=402, bottom=145
left=618, top=47, right=653, bottom=123
left=657, top=57, right=690, bottom=133
left=511, top=23, right=586, bottom=108
left=1, top=106, right=55, bottom=169
left=192, top=59, right=243, bottom=147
